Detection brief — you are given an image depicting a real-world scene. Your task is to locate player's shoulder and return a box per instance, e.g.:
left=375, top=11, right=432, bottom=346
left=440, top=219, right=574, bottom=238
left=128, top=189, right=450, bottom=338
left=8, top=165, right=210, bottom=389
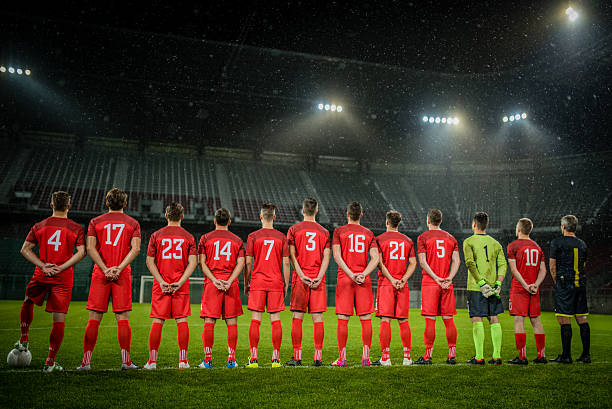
left=65, top=218, right=84, bottom=233
left=177, top=226, right=196, bottom=242
left=119, top=212, right=140, bottom=227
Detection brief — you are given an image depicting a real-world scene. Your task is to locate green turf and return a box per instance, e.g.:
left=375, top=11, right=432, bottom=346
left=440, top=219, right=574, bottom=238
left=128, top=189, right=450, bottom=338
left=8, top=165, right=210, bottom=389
left=0, top=300, right=611, bottom=408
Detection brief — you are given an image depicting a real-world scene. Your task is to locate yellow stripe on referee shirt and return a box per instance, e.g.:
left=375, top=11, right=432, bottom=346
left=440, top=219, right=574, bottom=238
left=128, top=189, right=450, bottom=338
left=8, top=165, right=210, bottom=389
left=574, top=247, right=580, bottom=288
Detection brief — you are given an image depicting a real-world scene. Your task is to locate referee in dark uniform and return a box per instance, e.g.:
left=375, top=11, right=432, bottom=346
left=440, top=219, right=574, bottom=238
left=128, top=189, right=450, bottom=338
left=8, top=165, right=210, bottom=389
left=549, top=215, right=590, bottom=364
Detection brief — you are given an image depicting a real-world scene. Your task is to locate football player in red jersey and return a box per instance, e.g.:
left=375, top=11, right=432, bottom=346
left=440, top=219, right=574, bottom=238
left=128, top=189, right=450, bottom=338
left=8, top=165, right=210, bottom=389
left=372, top=211, right=417, bottom=366
left=415, top=209, right=460, bottom=365
left=18, top=191, right=86, bottom=372
left=77, top=188, right=141, bottom=370
left=285, top=198, right=331, bottom=367
left=143, top=203, right=197, bottom=370
left=199, top=208, right=245, bottom=369
left=331, top=202, right=379, bottom=367
left=507, top=218, right=547, bottom=364
left=245, top=203, right=290, bottom=368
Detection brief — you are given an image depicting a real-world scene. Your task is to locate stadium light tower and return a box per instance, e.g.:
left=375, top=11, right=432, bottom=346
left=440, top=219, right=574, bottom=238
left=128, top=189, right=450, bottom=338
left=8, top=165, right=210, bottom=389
left=502, top=112, right=527, bottom=124
left=566, top=7, right=579, bottom=22
left=317, top=102, right=343, bottom=113
left=422, top=115, right=460, bottom=126
left=0, top=65, right=32, bottom=76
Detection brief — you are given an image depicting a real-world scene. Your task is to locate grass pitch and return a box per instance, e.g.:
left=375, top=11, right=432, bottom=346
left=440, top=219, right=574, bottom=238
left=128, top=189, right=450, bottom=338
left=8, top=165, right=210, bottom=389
left=0, top=300, right=610, bottom=408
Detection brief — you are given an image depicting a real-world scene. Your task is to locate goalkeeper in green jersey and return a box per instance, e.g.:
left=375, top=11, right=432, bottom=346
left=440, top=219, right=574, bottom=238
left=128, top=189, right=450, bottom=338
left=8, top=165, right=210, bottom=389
left=463, top=212, right=507, bottom=365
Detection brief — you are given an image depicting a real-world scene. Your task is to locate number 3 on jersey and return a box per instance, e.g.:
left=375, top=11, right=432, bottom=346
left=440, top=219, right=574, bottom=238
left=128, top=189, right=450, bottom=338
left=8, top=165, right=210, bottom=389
left=305, top=232, right=317, bottom=251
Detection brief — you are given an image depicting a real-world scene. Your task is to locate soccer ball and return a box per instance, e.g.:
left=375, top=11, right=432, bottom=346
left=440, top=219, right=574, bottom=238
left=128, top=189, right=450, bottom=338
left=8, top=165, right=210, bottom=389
left=7, top=348, right=32, bottom=368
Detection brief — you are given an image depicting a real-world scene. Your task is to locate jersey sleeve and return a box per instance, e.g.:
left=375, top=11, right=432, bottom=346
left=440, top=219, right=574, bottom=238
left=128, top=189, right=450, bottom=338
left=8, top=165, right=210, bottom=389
left=367, top=232, right=377, bottom=249
left=131, top=221, right=141, bottom=239
left=246, top=234, right=254, bottom=257
left=495, top=241, right=507, bottom=278
left=549, top=239, right=558, bottom=259
left=25, top=226, right=37, bottom=244
left=507, top=243, right=516, bottom=261
left=198, top=235, right=207, bottom=255
left=417, top=234, right=426, bottom=254
left=188, top=236, right=197, bottom=256
left=146, top=233, right=157, bottom=257
left=463, top=239, right=482, bottom=282
left=237, top=239, right=245, bottom=257
left=332, top=228, right=340, bottom=246
left=451, top=237, right=458, bottom=252
left=87, top=219, right=97, bottom=237
left=282, top=236, right=289, bottom=257
left=75, top=226, right=85, bottom=247
left=287, top=226, right=295, bottom=246
left=408, top=239, right=416, bottom=258
left=323, top=231, right=331, bottom=249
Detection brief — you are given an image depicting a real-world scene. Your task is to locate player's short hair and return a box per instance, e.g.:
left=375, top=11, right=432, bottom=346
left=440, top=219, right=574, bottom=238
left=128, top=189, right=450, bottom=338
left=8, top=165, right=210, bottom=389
left=260, top=202, right=276, bottom=222
left=347, top=201, right=363, bottom=221
left=427, top=208, right=442, bottom=226
left=105, top=188, right=128, bottom=211
left=473, top=212, right=489, bottom=230
left=561, top=215, right=578, bottom=233
left=517, top=218, right=533, bottom=235
left=51, top=191, right=71, bottom=212
left=165, top=202, right=184, bottom=222
left=386, top=210, right=402, bottom=228
left=214, top=208, right=231, bottom=226
left=302, top=198, right=318, bottom=216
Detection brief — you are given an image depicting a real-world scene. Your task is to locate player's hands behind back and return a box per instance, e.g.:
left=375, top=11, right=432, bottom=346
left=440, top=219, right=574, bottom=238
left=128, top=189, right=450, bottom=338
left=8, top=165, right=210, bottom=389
left=42, top=263, right=60, bottom=276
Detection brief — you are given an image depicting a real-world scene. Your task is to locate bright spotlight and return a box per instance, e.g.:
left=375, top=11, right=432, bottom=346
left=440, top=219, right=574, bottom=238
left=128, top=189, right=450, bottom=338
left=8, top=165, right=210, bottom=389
left=566, top=7, right=578, bottom=22
left=324, top=104, right=330, bottom=111
left=422, top=116, right=428, bottom=122
left=337, top=105, right=342, bottom=112
left=428, top=117, right=434, bottom=123
left=521, top=112, right=527, bottom=119
left=453, top=117, right=459, bottom=125
left=16, top=68, right=23, bottom=75
left=514, top=114, right=521, bottom=121
left=502, top=116, right=508, bottom=123
left=446, top=118, right=452, bottom=124
left=509, top=115, right=515, bottom=121
left=441, top=118, right=447, bottom=123
left=317, top=103, right=324, bottom=110
left=435, top=117, right=441, bottom=123
left=25, top=69, right=31, bottom=76
left=0, top=66, right=5, bottom=73
left=8, top=67, right=15, bottom=74
left=330, top=104, right=337, bottom=111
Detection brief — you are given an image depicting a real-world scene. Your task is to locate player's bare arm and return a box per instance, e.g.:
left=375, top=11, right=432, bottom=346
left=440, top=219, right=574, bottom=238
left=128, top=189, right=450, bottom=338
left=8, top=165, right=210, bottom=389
left=358, top=247, right=380, bottom=282
left=418, top=252, right=443, bottom=287
left=549, top=258, right=557, bottom=284
left=400, top=256, right=417, bottom=289
left=282, top=256, right=291, bottom=295
left=20, top=241, right=59, bottom=276
left=146, top=256, right=172, bottom=294
left=199, top=252, right=226, bottom=291
left=225, top=256, right=245, bottom=290
left=244, top=255, right=253, bottom=296
left=289, top=244, right=312, bottom=286
left=378, top=253, right=400, bottom=288
left=114, top=236, right=141, bottom=278
left=530, top=261, right=547, bottom=294
left=509, top=259, right=531, bottom=292
left=171, top=254, right=197, bottom=293
left=333, top=243, right=357, bottom=282
left=311, top=247, right=331, bottom=289
left=86, top=236, right=112, bottom=279
left=447, top=250, right=461, bottom=284
left=56, top=245, right=87, bottom=273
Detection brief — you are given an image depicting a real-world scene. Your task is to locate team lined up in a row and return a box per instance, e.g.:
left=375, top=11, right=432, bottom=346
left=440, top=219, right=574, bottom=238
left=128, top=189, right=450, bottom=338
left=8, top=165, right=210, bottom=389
left=14, top=188, right=590, bottom=371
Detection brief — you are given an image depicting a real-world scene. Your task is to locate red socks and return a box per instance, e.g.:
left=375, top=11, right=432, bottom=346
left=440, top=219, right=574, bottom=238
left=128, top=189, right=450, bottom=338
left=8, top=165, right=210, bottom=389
left=400, top=321, right=411, bottom=359
left=177, top=322, right=189, bottom=363
left=443, top=318, right=457, bottom=358
left=380, top=321, right=391, bottom=361
left=424, top=318, right=436, bottom=359
left=82, top=319, right=100, bottom=366
left=148, top=322, right=163, bottom=363
left=227, top=324, right=238, bottom=361
left=249, top=319, right=261, bottom=360
left=271, top=320, right=282, bottom=361
left=361, top=319, right=372, bottom=360
left=117, top=320, right=131, bottom=365
left=46, top=322, right=65, bottom=366
left=515, top=332, right=527, bottom=360
left=291, top=318, right=303, bottom=361
left=337, top=318, right=349, bottom=361
left=535, top=333, right=546, bottom=358
left=203, top=322, right=215, bottom=363
left=20, top=301, right=34, bottom=343
left=314, top=322, right=324, bottom=362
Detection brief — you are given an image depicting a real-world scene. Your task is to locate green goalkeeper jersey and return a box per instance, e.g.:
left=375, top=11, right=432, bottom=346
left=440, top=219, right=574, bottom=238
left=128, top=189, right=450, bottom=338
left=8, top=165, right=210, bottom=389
left=463, top=234, right=507, bottom=291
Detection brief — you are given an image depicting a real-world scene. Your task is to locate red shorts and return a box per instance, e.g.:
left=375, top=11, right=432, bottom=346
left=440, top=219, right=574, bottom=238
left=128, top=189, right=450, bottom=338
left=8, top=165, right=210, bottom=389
left=25, top=276, right=72, bottom=314
left=86, top=270, right=132, bottom=313
left=335, top=280, right=374, bottom=316
left=375, top=284, right=410, bottom=319
left=420, top=285, right=456, bottom=316
left=201, top=281, right=243, bottom=319
left=290, top=278, right=327, bottom=313
left=248, top=290, right=285, bottom=313
left=150, top=292, right=191, bottom=319
left=509, top=286, right=541, bottom=317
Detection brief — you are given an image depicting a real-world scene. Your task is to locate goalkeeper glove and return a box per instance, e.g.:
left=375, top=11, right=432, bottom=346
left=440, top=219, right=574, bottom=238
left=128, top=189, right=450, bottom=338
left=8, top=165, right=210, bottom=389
left=478, top=279, right=494, bottom=298
left=492, top=280, right=502, bottom=299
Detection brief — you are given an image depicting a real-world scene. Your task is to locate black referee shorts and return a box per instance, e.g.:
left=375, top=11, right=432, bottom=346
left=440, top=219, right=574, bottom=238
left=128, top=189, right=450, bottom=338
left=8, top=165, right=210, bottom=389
left=554, top=282, right=588, bottom=317
left=467, top=290, right=504, bottom=318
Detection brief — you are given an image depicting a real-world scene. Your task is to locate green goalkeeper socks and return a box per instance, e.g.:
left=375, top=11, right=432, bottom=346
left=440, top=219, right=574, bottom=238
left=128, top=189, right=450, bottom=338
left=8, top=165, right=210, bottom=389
left=491, top=323, right=502, bottom=359
left=472, top=321, right=485, bottom=360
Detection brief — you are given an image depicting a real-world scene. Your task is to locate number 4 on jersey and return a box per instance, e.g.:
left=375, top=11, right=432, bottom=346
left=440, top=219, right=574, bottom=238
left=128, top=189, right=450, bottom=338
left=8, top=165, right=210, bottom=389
left=47, top=230, right=62, bottom=251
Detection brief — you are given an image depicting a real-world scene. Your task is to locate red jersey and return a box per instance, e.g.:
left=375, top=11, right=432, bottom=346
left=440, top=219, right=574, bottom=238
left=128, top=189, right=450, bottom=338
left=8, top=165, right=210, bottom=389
left=246, top=228, right=289, bottom=292
left=87, top=212, right=141, bottom=274
left=199, top=230, right=245, bottom=280
left=376, top=231, right=415, bottom=286
left=332, top=224, right=377, bottom=283
left=147, top=225, right=197, bottom=295
left=507, top=238, right=544, bottom=288
left=25, top=216, right=85, bottom=283
left=417, top=229, right=458, bottom=286
left=287, top=221, right=330, bottom=280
